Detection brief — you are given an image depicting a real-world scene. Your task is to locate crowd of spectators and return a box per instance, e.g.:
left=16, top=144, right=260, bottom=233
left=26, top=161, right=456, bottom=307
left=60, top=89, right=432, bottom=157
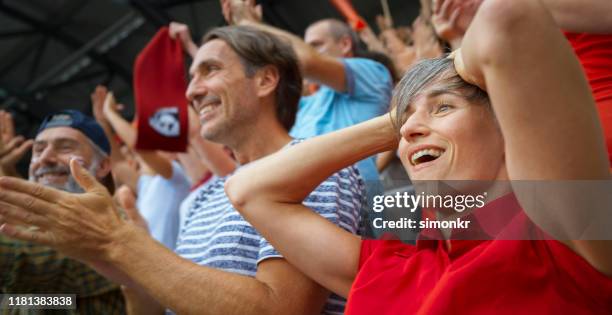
left=1, top=0, right=611, bottom=314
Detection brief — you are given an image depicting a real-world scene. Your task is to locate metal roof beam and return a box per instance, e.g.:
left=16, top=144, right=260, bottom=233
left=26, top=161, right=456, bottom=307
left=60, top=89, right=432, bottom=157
left=0, top=2, right=133, bottom=85
left=25, top=12, right=144, bottom=92
left=129, top=0, right=171, bottom=28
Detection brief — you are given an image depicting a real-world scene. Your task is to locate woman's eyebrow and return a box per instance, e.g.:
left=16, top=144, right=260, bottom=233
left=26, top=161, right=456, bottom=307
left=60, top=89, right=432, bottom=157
left=425, top=88, right=462, bottom=99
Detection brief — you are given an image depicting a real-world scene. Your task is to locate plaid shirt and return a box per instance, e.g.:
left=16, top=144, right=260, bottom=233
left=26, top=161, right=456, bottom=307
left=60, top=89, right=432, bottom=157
left=0, top=235, right=125, bottom=315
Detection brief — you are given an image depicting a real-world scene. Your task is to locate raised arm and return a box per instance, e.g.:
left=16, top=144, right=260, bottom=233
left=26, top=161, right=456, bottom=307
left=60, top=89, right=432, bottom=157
left=91, top=85, right=142, bottom=190
left=458, top=0, right=609, bottom=179
left=359, top=25, right=387, bottom=54
left=222, top=0, right=348, bottom=92
left=456, top=0, right=612, bottom=273
left=541, top=0, right=612, bottom=33
left=169, top=22, right=198, bottom=58
left=432, top=0, right=612, bottom=47
left=102, top=92, right=174, bottom=179
left=91, top=86, right=123, bottom=163
left=0, top=110, right=32, bottom=178
left=225, top=115, right=398, bottom=297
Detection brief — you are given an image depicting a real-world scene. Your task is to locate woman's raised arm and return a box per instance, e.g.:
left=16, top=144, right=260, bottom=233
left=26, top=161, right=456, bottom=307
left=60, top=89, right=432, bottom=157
left=456, top=0, right=612, bottom=275
left=225, top=116, right=397, bottom=297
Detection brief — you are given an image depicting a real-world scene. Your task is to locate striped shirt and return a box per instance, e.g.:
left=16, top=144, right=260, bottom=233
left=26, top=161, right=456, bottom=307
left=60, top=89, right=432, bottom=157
left=175, top=142, right=364, bottom=315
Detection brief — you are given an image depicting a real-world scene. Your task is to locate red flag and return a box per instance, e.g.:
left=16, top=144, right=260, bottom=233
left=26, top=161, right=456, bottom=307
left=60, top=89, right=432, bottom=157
left=133, top=27, right=188, bottom=152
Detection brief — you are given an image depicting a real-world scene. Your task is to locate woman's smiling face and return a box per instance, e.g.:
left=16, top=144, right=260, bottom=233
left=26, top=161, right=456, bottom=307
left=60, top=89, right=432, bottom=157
left=395, top=59, right=506, bottom=181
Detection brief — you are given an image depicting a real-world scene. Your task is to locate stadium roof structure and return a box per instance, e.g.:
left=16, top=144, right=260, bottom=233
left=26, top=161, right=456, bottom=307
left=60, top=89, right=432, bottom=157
left=0, top=0, right=419, bottom=137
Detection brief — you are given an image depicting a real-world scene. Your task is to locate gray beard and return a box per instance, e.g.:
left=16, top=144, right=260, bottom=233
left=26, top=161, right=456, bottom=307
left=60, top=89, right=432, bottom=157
left=30, top=162, right=99, bottom=193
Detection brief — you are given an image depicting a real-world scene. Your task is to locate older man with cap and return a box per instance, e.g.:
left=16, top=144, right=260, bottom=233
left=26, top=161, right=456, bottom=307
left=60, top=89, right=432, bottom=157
left=0, top=109, right=125, bottom=314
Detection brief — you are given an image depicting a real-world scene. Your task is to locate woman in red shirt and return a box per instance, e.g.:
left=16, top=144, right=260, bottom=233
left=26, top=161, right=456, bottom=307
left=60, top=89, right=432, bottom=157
left=226, top=0, right=612, bottom=313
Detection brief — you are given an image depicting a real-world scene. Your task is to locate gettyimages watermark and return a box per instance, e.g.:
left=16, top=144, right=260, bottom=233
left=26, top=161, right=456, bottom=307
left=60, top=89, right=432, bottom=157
left=360, top=180, right=612, bottom=242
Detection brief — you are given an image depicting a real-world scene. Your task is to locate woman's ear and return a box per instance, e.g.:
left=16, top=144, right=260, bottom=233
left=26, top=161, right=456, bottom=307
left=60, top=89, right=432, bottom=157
left=255, top=65, right=280, bottom=98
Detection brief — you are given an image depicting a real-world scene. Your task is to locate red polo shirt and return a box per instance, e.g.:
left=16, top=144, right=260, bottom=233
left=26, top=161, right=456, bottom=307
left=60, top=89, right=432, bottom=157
left=346, top=195, right=612, bottom=314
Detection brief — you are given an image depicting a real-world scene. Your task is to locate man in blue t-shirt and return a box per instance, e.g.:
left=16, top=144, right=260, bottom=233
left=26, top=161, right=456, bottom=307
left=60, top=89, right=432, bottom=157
left=292, top=19, right=392, bottom=184
left=293, top=19, right=392, bottom=138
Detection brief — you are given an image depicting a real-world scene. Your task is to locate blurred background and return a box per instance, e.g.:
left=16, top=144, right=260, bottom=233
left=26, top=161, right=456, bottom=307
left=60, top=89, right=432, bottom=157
left=0, top=0, right=420, bottom=174
left=0, top=0, right=419, bottom=131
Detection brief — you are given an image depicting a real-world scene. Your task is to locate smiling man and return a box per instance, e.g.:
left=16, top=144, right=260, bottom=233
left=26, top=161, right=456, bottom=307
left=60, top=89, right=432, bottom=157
left=1, top=109, right=125, bottom=315
left=29, top=111, right=114, bottom=193
left=223, top=0, right=392, bottom=190
left=0, top=26, right=364, bottom=315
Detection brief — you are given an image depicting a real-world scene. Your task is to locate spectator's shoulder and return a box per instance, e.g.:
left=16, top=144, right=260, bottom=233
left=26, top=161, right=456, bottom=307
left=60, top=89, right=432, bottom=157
left=342, top=57, right=392, bottom=98
left=194, top=175, right=226, bottom=200
left=343, top=57, right=388, bottom=75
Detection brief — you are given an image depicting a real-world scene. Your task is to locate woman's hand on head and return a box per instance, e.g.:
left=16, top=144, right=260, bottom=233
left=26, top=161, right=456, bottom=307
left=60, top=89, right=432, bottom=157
left=449, top=48, right=486, bottom=91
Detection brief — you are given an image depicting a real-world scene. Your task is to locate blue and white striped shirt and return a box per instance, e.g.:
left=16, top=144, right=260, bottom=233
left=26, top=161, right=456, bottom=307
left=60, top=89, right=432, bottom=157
left=175, top=143, right=364, bottom=315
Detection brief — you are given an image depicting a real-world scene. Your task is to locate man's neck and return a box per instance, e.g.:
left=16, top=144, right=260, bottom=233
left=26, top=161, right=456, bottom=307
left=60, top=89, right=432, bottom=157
left=231, top=117, right=292, bottom=165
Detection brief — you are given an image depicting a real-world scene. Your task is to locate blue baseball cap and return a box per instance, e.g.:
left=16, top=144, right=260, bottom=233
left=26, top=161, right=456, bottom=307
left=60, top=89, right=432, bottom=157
left=37, top=110, right=111, bottom=155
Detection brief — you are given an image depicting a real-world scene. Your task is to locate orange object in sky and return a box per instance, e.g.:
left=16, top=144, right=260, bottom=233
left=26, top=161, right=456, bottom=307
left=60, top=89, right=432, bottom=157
left=329, top=0, right=367, bottom=31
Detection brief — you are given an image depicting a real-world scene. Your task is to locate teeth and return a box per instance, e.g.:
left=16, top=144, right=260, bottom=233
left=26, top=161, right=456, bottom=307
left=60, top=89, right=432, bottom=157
left=200, top=102, right=220, bottom=115
left=200, top=106, right=214, bottom=114
left=40, top=173, right=68, bottom=177
left=410, top=149, right=443, bottom=165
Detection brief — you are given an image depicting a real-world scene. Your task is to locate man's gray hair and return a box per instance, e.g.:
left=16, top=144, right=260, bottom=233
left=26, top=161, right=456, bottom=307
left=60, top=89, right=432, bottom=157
left=87, top=138, right=108, bottom=166
left=310, top=18, right=362, bottom=55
